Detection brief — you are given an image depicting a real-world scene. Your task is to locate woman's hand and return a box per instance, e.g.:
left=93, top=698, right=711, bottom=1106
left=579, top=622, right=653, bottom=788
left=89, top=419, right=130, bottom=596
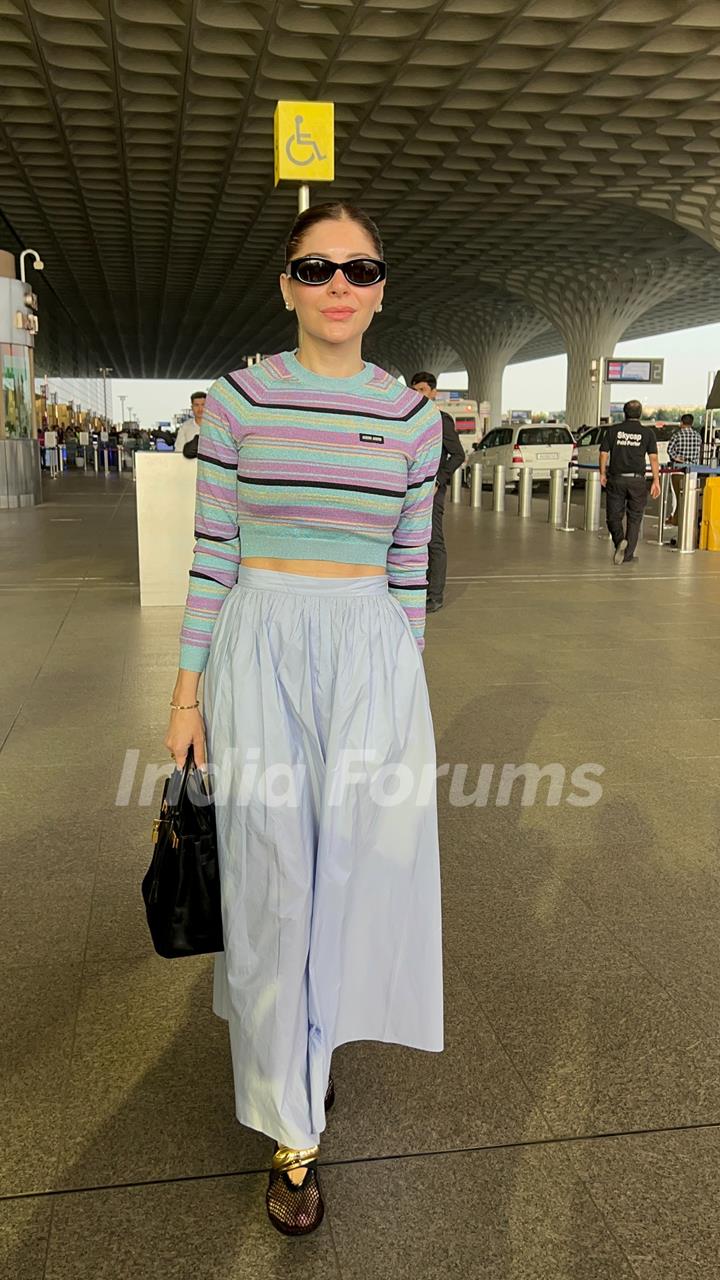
left=164, top=707, right=207, bottom=770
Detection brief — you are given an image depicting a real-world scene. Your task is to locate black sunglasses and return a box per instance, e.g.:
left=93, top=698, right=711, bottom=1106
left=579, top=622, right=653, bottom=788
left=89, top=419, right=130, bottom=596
left=287, top=256, right=387, bottom=287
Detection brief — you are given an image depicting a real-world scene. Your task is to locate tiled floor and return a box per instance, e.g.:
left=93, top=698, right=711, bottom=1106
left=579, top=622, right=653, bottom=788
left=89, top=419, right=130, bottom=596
left=2, top=471, right=720, bottom=1278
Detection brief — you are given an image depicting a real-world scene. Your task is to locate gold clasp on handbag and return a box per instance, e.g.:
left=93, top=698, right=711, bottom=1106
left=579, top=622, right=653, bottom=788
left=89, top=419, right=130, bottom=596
left=152, top=817, right=178, bottom=848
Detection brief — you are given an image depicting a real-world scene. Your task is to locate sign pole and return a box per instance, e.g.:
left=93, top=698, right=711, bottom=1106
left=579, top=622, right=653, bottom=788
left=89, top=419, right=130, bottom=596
left=596, top=356, right=604, bottom=427
left=298, top=185, right=310, bottom=214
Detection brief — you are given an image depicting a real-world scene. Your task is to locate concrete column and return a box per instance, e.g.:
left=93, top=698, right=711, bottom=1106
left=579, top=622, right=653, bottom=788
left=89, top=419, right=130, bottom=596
left=506, top=261, right=688, bottom=430
left=445, top=305, right=551, bottom=430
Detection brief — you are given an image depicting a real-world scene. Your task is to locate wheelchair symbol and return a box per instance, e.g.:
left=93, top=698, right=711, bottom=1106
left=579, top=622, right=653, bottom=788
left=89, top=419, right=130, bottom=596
left=285, top=115, right=327, bottom=167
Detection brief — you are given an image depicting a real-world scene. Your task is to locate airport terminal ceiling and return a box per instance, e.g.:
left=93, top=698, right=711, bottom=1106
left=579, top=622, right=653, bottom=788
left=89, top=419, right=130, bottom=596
left=2, top=0, right=720, bottom=379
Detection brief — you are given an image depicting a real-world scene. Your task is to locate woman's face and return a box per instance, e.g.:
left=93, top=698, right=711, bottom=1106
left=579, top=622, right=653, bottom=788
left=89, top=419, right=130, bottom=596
left=280, top=218, right=385, bottom=348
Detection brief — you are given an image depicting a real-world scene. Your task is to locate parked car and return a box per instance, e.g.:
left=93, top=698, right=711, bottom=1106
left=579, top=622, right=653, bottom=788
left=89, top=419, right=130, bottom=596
left=467, top=424, right=577, bottom=487
left=574, top=421, right=676, bottom=480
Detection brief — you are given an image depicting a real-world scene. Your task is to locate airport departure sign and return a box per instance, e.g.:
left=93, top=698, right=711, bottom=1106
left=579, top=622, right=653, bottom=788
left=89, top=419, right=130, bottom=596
left=604, top=358, right=664, bottom=385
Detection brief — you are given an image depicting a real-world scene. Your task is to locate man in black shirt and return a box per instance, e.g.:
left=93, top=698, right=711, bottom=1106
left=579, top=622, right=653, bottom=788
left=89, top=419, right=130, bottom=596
left=599, top=400, right=660, bottom=564
left=411, top=372, right=466, bottom=612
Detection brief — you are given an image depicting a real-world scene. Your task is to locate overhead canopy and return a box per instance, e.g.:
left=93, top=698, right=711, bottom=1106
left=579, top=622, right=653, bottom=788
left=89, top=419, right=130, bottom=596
left=2, top=0, right=720, bottom=378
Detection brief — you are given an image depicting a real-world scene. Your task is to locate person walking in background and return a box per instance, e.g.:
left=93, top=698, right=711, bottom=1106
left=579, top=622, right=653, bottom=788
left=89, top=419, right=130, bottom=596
left=667, top=413, right=702, bottom=527
left=410, top=372, right=465, bottom=613
left=174, top=390, right=207, bottom=454
left=600, top=399, right=660, bottom=565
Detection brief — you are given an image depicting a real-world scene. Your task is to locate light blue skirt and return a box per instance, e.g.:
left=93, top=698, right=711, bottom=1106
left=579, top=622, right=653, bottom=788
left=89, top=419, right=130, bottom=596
left=203, top=567, right=443, bottom=1148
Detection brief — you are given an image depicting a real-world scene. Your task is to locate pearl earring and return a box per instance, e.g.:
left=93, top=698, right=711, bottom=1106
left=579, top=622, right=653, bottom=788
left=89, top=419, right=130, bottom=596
left=376, top=303, right=383, bottom=313
left=286, top=303, right=294, bottom=312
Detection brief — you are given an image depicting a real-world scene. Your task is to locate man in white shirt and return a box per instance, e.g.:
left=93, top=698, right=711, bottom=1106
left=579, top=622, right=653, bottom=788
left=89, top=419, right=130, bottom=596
left=174, top=391, right=207, bottom=453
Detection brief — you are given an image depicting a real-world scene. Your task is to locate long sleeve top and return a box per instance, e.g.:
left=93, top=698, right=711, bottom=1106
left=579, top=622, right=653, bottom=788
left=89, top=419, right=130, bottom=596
left=667, top=427, right=701, bottom=466
left=179, top=352, right=442, bottom=672
left=436, top=409, right=466, bottom=489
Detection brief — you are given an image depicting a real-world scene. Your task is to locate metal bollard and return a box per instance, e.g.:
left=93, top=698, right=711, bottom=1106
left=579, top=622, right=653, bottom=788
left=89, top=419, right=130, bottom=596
left=548, top=467, right=564, bottom=524
left=450, top=466, right=463, bottom=504
left=676, top=471, right=699, bottom=554
left=103, top=446, right=109, bottom=475
left=558, top=463, right=575, bottom=532
left=583, top=469, right=601, bottom=532
left=93, top=444, right=99, bottom=474
left=518, top=467, right=533, bottom=517
left=470, top=464, right=483, bottom=509
left=132, top=449, right=137, bottom=482
left=653, top=471, right=669, bottom=544
left=493, top=464, right=506, bottom=512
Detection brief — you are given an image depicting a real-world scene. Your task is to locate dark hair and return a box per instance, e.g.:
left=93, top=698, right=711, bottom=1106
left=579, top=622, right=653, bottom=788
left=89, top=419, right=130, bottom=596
left=410, top=371, right=437, bottom=390
left=285, top=201, right=384, bottom=266
left=624, top=399, right=642, bottom=420
left=680, top=412, right=694, bottom=425
left=190, top=391, right=206, bottom=403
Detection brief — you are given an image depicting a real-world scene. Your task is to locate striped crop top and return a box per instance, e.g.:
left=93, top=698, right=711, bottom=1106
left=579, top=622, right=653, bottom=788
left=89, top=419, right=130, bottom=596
left=179, top=351, right=442, bottom=672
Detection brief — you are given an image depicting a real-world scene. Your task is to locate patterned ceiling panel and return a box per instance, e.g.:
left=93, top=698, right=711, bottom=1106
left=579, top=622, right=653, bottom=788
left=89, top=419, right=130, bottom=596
left=2, top=0, right=720, bottom=376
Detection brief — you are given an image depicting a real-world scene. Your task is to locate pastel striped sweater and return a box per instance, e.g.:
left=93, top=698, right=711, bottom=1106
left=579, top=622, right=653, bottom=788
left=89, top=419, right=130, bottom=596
left=179, top=351, right=442, bottom=672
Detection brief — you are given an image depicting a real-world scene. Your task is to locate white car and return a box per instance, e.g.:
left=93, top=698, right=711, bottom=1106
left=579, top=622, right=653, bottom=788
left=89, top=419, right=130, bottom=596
left=574, top=422, right=675, bottom=480
left=467, top=424, right=577, bottom=486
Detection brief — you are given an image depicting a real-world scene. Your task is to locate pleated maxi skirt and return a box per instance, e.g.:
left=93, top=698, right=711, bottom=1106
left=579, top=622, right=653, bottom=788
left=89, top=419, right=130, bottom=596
left=203, top=566, right=444, bottom=1149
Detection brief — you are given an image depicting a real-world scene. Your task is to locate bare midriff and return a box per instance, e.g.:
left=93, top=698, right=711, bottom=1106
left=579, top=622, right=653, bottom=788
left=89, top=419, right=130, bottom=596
left=242, top=557, right=384, bottom=578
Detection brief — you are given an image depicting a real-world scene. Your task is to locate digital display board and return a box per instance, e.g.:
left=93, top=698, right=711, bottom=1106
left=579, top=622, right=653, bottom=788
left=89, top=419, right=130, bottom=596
left=454, top=416, right=476, bottom=433
left=605, top=358, right=664, bottom=384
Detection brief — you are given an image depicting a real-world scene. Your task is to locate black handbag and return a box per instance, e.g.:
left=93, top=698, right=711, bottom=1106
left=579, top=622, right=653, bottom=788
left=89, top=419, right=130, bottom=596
left=182, top=435, right=199, bottom=459
left=142, top=746, right=224, bottom=958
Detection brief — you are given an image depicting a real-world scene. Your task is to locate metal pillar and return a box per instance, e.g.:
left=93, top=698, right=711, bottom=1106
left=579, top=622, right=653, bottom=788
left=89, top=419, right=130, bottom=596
left=676, top=472, right=699, bottom=554
left=493, top=464, right=506, bottom=513
left=470, top=465, right=483, bottom=508
left=583, top=470, right=601, bottom=531
left=548, top=468, right=564, bottom=524
left=558, top=464, right=575, bottom=532
left=652, top=472, right=669, bottom=544
left=298, top=185, right=310, bottom=213
left=450, top=467, right=463, bottom=504
left=518, top=467, right=533, bottom=517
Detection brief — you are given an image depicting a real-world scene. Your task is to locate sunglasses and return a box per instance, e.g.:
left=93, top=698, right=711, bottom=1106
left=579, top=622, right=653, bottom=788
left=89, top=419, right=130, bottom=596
left=287, top=256, right=387, bottom=287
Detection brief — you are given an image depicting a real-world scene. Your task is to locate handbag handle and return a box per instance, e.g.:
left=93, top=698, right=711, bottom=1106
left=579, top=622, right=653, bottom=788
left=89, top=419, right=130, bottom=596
left=166, top=743, right=196, bottom=815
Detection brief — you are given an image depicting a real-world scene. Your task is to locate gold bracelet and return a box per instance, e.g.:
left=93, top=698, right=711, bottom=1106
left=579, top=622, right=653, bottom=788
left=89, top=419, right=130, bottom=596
left=170, top=700, right=199, bottom=711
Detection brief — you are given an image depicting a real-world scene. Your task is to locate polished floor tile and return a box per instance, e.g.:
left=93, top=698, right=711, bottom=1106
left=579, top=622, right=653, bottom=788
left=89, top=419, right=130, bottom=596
left=325, top=1145, right=637, bottom=1280
left=4, top=475, right=720, bottom=1276
left=1, top=962, right=84, bottom=1196
left=569, top=1127, right=720, bottom=1279
left=41, top=1175, right=341, bottom=1280
left=0, top=1197, right=54, bottom=1280
left=53, top=957, right=267, bottom=1191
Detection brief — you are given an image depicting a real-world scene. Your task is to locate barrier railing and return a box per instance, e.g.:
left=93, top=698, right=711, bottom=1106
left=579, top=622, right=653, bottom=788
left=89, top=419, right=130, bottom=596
left=462, top=457, right=719, bottom=553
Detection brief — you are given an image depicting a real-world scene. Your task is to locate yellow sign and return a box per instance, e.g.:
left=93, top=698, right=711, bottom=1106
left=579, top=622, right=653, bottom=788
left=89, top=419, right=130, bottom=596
left=274, top=101, right=334, bottom=185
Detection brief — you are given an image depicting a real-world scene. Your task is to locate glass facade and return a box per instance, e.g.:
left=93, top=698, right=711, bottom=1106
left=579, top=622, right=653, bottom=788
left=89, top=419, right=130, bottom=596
left=1, top=343, right=33, bottom=438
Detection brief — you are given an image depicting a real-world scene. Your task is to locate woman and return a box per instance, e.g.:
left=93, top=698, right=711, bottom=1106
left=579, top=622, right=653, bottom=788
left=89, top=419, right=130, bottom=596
left=165, top=201, right=444, bottom=1236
